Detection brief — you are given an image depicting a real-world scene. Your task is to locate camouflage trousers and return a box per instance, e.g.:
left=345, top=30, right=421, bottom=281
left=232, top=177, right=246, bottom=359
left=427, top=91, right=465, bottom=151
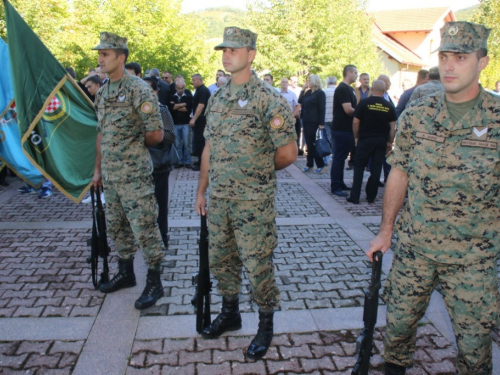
left=384, top=244, right=500, bottom=374
left=208, top=197, right=280, bottom=310
left=104, top=177, right=165, bottom=267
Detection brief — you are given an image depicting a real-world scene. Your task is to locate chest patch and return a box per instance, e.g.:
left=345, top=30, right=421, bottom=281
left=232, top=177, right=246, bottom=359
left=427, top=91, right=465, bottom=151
left=461, top=139, right=497, bottom=149
left=415, top=132, right=445, bottom=143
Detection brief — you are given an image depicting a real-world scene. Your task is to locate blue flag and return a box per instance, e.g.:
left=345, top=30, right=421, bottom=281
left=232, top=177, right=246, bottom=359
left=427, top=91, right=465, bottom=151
left=0, top=39, right=44, bottom=187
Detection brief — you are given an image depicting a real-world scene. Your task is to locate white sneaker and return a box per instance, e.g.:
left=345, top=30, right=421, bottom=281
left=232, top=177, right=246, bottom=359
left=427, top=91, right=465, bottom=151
left=81, top=195, right=92, bottom=204
left=81, top=193, right=105, bottom=205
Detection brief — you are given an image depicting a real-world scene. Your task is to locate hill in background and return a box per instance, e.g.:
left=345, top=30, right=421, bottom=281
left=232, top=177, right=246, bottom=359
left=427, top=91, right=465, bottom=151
left=455, top=4, right=479, bottom=21
left=192, top=6, right=246, bottom=39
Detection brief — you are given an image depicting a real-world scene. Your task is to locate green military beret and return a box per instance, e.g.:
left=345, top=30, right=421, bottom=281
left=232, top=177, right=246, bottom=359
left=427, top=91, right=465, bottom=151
left=92, top=32, right=128, bottom=50
left=214, top=26, right=257, bottom=51
left=437, top=21, right=490, bottom=53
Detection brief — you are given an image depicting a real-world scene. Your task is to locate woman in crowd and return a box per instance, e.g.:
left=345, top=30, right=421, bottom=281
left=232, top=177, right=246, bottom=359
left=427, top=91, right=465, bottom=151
left=299, top=74, right=327, bottom=174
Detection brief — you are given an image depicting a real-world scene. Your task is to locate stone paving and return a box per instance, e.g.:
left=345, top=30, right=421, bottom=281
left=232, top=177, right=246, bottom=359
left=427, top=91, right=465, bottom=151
left=0, top=340, right=84, bottom=374
left=0, top=158, right=499, bottom=375
left=144, top=223, right=382, bottom=317
left=0, top=189, right=91, bottom=222
left=0, top=228, right=104, bottom=318
left=127, top=325, right=458, bottom=375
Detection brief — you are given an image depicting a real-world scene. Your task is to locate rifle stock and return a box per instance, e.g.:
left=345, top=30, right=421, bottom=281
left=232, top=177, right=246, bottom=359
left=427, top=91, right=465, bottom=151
left=88, top=186, right=110, bottom=289
left=352, top=251, right=383, bottom=375
left=196, top=215, right=211, bottom=333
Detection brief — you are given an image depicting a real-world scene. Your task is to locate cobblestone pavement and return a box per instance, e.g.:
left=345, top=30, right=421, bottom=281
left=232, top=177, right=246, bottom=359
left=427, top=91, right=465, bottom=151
left=0, top=340, right=84, bottom=374
left=0, top=189, right=91, bottom=222
left=169, top=181, right=329, bottom=221
left=0, top=228, right=104, bottom=318
left=143, top=224, right=383, bottom=317
left=127, top=325, right=457, bottom=375
left=317, top=181, right=385, bottom=216
left=1, top=160, right=499, bottom=375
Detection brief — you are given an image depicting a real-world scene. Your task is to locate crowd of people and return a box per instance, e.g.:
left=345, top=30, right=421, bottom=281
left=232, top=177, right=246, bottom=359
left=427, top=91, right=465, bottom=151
left=5, top=20, right=497, bottom=375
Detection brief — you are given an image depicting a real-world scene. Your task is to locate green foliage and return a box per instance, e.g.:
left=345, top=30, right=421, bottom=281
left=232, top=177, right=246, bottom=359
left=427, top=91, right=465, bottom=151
left=472, top=0, right=500, bottom=89
left=1, top=0, right=387, bottom=86
left=193, top=7, right=246, bottom=39
left=454, top=5, right=479, bottom=21
left=1, top=0, right=219, bottom=83
left=243, top=0, right=385, bottom=84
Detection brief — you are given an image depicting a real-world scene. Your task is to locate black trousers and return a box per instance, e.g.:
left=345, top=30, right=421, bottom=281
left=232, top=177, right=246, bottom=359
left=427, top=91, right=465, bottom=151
left=153, top=170, right=170, bottom=245
left=303, top=121, right=325, bottom=168
left=295, top=118, right=302, bottom=149
left=350, top=137, right=386, bottom=202
left=193, top=119, right=206, bottom=164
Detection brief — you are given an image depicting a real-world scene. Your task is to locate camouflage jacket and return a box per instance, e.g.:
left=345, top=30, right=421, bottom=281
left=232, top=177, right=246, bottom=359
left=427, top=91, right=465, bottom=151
left=204, top=72, right=296, bottom=200
left=95, top=71, right=163, bottom=182
left=389, top=88, right=500, bottom=264
left=409, top=80, right=444, bottom=103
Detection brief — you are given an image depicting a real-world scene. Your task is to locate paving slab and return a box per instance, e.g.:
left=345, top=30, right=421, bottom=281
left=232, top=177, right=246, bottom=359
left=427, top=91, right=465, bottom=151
left=0, top=317, right=94, bottom=340
left=1, top=156, right=499, bottom=375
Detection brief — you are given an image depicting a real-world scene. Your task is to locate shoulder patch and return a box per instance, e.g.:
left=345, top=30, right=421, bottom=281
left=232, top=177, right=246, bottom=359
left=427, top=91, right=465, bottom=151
left=270, top=115, right=285, bottom=129
left=141, top=102, right=153, bottom=114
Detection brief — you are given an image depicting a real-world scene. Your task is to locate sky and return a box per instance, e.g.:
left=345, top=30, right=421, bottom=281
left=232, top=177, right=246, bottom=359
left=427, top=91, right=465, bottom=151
left=181, top=0, right=479, bottom=13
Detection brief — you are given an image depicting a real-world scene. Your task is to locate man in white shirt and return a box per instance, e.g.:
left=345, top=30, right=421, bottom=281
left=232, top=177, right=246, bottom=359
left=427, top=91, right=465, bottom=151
left=208, top=69, right=226, bottom=94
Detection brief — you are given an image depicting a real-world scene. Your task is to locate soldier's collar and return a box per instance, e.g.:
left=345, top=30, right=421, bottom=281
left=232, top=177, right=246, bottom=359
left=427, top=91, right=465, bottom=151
left=433, top=88, right=489, bottom=131
left=223, top=72, right=257, bottom=101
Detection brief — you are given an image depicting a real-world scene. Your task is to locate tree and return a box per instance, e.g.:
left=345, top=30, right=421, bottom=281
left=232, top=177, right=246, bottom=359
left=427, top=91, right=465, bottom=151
left=471, top=0, right=500, bottom=89
left=243, top=0, right=384, bottom=83
left=1, top=0, right=220, bottom=85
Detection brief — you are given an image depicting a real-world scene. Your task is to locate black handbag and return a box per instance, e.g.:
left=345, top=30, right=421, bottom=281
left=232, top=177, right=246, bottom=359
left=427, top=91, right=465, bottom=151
left=148, top=143, right=180, bottom=171
left=314, top=128, right=331, bottom=157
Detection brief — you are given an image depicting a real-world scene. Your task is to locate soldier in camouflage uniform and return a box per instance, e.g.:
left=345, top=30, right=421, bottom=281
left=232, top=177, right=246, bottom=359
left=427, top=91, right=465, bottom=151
left=91, top=32, right=166, bottom=310
left=194, top=27, right=297, bottom=360
left=368, top=22, right=500, bottom=375
left=408, top=66, right=444, bottom=103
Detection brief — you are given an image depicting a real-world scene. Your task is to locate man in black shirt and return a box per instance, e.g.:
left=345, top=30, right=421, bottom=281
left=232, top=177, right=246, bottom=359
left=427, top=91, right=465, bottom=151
left=346, top=80, right=396, bottom=204
left=330, top=65, right=358, bottom=196
left=189, top=74, right=211, bottom=171
left=168, top=79, right=193, bottom=168
left=150, top=68, right=170, bottom=106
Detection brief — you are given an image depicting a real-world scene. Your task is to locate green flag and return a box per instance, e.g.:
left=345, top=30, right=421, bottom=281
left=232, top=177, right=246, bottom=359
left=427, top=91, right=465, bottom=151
left=4, top=0, right=97, bottom=202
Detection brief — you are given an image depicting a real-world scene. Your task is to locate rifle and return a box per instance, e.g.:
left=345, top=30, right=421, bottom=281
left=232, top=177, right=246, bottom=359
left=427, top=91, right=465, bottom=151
left=88, top=186, right=110, bottom=289
left=193, top=215, right=211, bottom=333
left=352, top=251, right=383, bottom=375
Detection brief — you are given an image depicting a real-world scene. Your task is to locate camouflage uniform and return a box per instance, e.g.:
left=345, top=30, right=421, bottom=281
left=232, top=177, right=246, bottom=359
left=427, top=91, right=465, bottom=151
left=408, top=80, right=444, bottom=102
left=93, top=33, right=165, bottom=267
left=204, top=29, right=296, bottom=309
left=384, top=22, right=500, bottom=374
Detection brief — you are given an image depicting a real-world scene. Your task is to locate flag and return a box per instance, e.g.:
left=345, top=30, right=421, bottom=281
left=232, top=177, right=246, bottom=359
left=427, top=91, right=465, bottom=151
left=0, top=38, right=44, bottom=187
left=4, top=0, right=98, bottom=202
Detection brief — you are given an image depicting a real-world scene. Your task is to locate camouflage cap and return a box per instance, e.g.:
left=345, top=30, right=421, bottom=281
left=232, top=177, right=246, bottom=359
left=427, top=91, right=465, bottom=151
left=92, top=32, right=128, bottom=50
left=214, top=26, right=257, bottom=51
left=437, top=21, right=490, bottom=53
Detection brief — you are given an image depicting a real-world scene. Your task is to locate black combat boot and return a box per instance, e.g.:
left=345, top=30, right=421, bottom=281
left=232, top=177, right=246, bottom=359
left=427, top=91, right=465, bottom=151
left=247, top=310, right=274, bottom=360
left=134, top=268, right=165, bottom=310
left=99, top=258, right=136, bottom=293
left=385, top=362, right=406, bottom=375
left=201, top=297, right=242, bottom=339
